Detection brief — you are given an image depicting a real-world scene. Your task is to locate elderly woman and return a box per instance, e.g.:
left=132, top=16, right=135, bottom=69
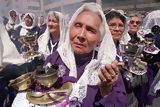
left=105, top=9, right=137, bottom=107
left=105, top=10, right=150, bottom=107
left=38, top=11, right=66, bottom=57
left=11, top=13, right=41, bottom=54
left=128, top=13, right=144, bottom=44
left=105, top=9, right=130, bottom=45
left=12, top=3, right=127, bottom=107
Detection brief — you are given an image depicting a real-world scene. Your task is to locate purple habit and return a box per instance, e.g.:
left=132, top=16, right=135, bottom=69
left=134, top=65, right=156, bottom=106
left=45, top=51, right=128, bottom=107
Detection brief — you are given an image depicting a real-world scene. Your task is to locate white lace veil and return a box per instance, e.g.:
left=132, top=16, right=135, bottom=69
left=8, top=9, right=19, bottom=25
left=38, top=11, right=67, bottom=56
left=6, top=9, right=19, bottom=31
left=20, top=13, right=36, bottom=29
left=105, top=9, right=131, bottom=44
left=57, top=3, right=116, bottom=101
left=139, top=10, right=160, bottom=36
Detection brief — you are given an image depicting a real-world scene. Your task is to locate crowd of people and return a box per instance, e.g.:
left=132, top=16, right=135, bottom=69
left=0, top=2, right=160, bottom=107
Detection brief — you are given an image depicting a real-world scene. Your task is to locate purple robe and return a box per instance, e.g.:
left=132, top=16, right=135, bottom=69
left=45, top=51, right=128, bottom=107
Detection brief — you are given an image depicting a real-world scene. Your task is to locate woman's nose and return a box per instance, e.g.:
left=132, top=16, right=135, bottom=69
left=77, top=28, right=86, bottom=41
left=79, top=28, right=86, bottom=37
left=115, top=26, right=121, bottom=30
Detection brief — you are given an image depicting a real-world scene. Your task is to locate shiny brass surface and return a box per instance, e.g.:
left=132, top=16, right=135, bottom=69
left=19, top=36, right=39, bottom=59
left=35, top=71, right=58, bottom=88
left=26, top=82, right=72, bottom=105
left=9, top=73, right=33, bottom=91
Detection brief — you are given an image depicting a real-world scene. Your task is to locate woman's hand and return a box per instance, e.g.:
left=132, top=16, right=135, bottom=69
left=98, top=61, right=119, bottom=97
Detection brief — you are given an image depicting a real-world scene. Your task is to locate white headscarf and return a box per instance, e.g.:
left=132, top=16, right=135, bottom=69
left=19, top=13, right=37, bottom=36
left=20, top=13, right=36, bottom=30
left=138, top=10, right=160, bottom=36
left=7, top=9, right=19, bottom=25
left=57, top=3, right=116, bottom=101
left=6, top=9, right=19, bottom=31
left=0, top=21, right=25, bottom=66
left=37, top=11, right=66, bottom=57
left=105, top=9, right=131, bottom=44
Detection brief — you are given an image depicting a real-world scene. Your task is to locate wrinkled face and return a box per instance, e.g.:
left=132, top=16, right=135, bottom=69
left=24, top=15, right=33, bottom=27
left=70, top=11, right=101, bottom=55
left=10, top=10, right=17, bottom=22
left=128, top=16, right=141, bottom=34
left=48, top=15, right=60, bottom=35
left=108, top=17, right=125, bottom=42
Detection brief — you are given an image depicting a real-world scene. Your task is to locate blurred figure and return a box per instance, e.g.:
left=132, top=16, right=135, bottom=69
left=37, top=16, right=47, bottom=34
left=140, top=10, right=160, bottom=36
left=38, top=11, right=66, bottom=57
left=145, top=25, right=160, bottom=49
left=12, top=13, right=41, bottom=54
left=5, top=10, right=19, bottom=37
left=0, top=13, right=43, bottom=106
left=0, top=20, right=28, bottom=107
left=2, top=16, right=8, bottom=25
left=134, top=10, right=160, bottom=107
left=141, top=10, right=160, bottom=49
left=19, top=13, right=25, bottom=23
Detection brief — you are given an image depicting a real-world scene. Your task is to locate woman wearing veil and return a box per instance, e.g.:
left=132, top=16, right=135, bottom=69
left=12, top=3, right=127, bottom=107
left=138, top=10, right=160, bottom=49
left=0, top=18, right=33, bottom=106
left=136, top=10, right=160, bottom=107
left=0, top=13, right=43, bottom=107
left=105, top=9, right=136, bottom=107
left=11, top=13, right=42, bottom=54
left=105, top=9, right=153, bottom=107
left=5, top=9, right=19, bottom=37
left=37, top=11, right=66, bottom=58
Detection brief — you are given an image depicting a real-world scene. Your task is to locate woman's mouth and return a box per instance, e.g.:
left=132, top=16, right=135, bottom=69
left=74, top=42, right=85, bottom=48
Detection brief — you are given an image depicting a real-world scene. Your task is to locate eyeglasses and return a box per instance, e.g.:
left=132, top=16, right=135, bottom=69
left=108, top=23, right=124, bottom=30
left=129, top=20, right=141, bottom=25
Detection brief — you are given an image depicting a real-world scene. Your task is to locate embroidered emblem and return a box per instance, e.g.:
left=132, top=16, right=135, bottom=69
left=58, top=64, right=66, bottom=77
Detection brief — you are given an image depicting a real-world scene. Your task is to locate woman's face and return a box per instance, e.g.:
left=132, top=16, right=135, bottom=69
left=10, top=10, right=17, bottom=22
left=128, top=16, right=141, bottom=34
left=24, top=15, right=33, bottom=27
left=48, top=15, right=60, bottom=35
left=108, top=17, right=125, bottom=42
left=70, top=11, right=101, bottom=55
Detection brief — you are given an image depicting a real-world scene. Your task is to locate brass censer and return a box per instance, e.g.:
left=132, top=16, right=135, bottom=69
left=19, top=35, right=39, bottom=59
